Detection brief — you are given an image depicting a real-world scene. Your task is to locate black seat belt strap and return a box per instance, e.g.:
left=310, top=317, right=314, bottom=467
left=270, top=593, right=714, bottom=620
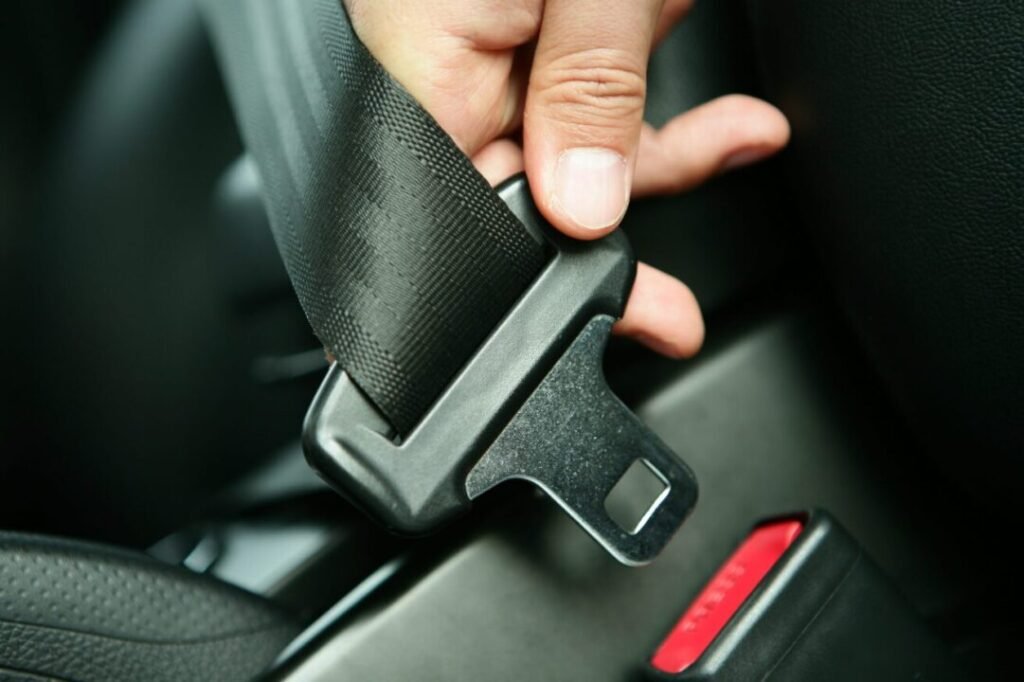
left=203, top=0, right=547, bottom=435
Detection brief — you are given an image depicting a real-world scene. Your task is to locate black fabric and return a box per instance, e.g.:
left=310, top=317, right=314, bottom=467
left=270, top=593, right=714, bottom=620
left=202, top=0, right=547, bottom=435
left=747, top=0, right=1024, bottom=504
left=0, top=532, right=298, bottom=681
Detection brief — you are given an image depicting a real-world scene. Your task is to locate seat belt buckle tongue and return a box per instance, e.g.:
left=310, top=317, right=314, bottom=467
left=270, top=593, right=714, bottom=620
left=303, top=175, right=698, bottom=566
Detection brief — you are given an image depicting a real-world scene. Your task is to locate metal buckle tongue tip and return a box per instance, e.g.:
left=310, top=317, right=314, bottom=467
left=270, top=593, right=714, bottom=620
left=303, top=174, right=698, bottom=566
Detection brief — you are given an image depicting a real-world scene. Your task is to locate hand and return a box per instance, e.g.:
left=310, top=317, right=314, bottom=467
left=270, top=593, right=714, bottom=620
left=344, top=0, right=789, bottom=357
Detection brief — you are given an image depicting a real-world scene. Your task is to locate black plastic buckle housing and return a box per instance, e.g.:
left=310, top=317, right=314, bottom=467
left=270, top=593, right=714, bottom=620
left=303, top=175, right=698, bottom=565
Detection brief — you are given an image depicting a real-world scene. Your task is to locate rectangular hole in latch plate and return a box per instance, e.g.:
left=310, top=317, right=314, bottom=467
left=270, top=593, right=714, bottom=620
left=604, top=459, right=670, bottom=535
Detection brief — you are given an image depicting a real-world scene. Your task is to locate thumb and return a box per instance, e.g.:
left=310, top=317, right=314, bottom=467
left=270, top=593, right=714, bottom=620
left=523, top=0, right=662, bottom=239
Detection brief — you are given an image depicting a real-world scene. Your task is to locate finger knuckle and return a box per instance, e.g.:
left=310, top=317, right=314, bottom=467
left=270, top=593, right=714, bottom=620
left=535, top=48, right=646, bottom=133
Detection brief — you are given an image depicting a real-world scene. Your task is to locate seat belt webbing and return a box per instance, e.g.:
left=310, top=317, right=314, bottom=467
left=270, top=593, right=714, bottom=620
left=202, top=0, right=548, bottom=435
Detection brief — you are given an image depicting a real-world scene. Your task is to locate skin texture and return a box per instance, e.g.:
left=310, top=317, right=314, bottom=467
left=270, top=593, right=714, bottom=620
left=344, top=0, right=790, bottom=358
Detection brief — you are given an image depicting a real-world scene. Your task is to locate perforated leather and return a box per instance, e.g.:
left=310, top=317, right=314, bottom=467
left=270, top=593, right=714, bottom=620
left=0, top=533, right=297, bottom=681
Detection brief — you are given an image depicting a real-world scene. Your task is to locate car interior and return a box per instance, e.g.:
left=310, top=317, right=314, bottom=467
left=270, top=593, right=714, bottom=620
left=1, top=0, right=1020, bottom=680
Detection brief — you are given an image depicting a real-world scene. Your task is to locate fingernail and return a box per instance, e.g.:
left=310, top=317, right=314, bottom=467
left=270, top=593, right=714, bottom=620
left=721, top=147, right=771, bottom=172
left=553, top=148, right=629, bottom=231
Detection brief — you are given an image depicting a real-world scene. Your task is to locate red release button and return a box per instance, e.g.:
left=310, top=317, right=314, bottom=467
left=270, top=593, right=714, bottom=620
left=650, top=519, right=804, bottom=674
